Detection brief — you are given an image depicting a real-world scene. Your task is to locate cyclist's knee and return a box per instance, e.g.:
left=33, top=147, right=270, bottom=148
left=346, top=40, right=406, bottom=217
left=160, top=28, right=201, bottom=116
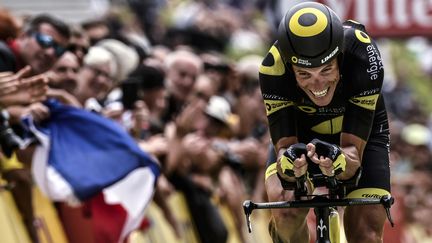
left=266, top=175, right=300, bottom=202
left=268, top=219, right=288, bottom=243
left=344, top=205, right=386, bottom=243
left=265, top=175, right=309, bottom=242
left=269, top=216, right=309, bottom=243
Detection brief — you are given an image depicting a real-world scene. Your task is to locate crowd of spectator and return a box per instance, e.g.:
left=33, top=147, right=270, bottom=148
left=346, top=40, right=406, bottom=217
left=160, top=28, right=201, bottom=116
left=0, top=0, right=431, bottom=242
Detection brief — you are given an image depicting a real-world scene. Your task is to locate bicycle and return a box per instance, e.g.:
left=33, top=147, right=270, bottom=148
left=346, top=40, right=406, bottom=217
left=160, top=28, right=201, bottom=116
left=243, top=169, right=395, bottom=243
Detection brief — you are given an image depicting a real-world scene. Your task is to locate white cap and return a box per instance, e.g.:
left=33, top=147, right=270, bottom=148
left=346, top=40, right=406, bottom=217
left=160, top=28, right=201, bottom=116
left=205, top=96, right=232, bottom=125
left=97, top=39, right=139, bottom=82
left=401, top=123, right=432, bottom=146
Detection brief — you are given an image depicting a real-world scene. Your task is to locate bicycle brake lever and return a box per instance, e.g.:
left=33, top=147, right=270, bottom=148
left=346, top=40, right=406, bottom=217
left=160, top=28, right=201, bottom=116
left=243, top=200, right=254, bottom=233
left=381, top=195, right=395, bottom=227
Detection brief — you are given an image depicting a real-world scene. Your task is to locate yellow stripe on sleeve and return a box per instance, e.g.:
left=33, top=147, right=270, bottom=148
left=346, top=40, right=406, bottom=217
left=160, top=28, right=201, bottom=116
left=265, top=163, right=278, bottom=181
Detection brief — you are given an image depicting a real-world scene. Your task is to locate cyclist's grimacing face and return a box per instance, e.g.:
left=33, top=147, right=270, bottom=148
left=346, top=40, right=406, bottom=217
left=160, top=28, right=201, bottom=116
left=293, top=59, right=340, bottom=107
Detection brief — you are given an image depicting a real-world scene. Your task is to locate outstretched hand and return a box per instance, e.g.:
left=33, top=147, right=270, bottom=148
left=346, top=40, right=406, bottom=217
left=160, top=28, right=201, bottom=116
left=0, top=66, right=49, bottom=107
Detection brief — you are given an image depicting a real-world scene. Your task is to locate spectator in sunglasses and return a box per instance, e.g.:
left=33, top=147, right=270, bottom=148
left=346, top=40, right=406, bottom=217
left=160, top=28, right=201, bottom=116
left=0, top=14, right=70, bottom=75
left=22, top=15, right=70, bottom=74
left=0, top=13, right=70, bottom=243
left=68, top=25, right=90, bottom=65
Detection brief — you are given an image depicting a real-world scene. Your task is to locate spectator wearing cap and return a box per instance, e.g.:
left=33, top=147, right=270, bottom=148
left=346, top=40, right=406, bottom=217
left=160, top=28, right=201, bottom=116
left=166, top=95, right=233, bottom=243
left=400, top=123, right=432, bottom=172
left=200, top=96, right=234, bottom=138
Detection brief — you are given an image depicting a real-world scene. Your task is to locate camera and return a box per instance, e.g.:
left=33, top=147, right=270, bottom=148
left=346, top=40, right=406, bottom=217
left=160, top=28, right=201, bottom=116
left=0, top=110, right=23, bottom=157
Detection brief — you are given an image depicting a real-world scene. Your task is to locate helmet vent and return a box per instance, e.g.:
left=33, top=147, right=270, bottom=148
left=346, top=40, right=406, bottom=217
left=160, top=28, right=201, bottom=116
left=299, top=13, right=317, bottom=27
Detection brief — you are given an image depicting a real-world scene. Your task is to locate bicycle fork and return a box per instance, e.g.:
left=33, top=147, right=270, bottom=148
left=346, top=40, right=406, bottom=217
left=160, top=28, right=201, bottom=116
left=314, top=206, right=339, bottom=243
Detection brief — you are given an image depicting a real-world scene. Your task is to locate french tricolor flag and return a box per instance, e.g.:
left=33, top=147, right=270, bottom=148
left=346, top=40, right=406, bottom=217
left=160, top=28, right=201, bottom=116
left=22, top=99, right=160, bottom=243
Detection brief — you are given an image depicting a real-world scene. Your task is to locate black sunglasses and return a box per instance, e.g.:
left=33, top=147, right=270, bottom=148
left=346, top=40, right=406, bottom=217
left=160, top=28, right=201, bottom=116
left=68, top=44, right=89, bottom=55
left=33, top=32, right=67, bottom=57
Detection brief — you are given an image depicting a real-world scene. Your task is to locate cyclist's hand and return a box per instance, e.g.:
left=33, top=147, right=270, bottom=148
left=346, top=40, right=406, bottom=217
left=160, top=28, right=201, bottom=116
left=307, top=139, right=346, bottom=176
left=277, top=143, right=308, bottom=181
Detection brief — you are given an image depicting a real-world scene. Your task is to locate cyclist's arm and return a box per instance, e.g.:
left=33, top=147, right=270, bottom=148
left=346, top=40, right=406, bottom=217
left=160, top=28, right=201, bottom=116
left=338, top=132, right=364, bottom=180
left=275, top=136, right=298, bottom=158
left=259, top=44, right=301, bottom=183
left=274, top=136, right=299, bottom=182
left=338, top=27, right=385, bottom=180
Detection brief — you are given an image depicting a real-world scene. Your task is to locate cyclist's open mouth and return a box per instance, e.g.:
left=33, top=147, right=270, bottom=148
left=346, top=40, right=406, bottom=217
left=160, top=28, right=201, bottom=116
left=310, top=87, right=329, bottom=98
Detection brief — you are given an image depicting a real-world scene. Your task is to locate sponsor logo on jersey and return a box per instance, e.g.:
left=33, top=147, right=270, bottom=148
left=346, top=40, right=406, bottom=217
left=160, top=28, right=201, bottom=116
left=298, top=105, right=317, bottom=113
left=262, top=94, right=287, bottom=100
left=358, top=88, right=380, bottom=96
left=366, top=44, right=383, bottom=80
left=349, top=94, right=380, bottom=110
left=311, top=116, right=344, bottom=135
left=264, top=100, right=294, bottom=115
left=355, top=29, right=371, bottom=44
left=317, top=107, right=345, bottom=114
left=361, top=194, right=382, bottom=199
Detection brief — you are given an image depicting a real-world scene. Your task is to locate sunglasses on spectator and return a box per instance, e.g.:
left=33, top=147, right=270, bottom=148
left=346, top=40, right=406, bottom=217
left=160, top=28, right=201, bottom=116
left=68, top=44, right=89, bottom=55
left=33, top=32, right=67, bottom=57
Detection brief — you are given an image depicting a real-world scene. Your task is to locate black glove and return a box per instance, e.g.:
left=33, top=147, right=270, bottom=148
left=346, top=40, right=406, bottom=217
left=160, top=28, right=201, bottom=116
left=279, top=143, right=307, bottom=178
left=310, top=139, right=346, bottom=175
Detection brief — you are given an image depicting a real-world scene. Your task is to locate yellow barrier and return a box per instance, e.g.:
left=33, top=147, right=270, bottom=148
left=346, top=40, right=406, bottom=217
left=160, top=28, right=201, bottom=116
left=0, top=183, right=68, bottom=243
left=33, top=187, right=68, bottom=243
left=0, top=186, right=32, bottom=243
left=129, top=192, right=200, bottom=243
left=129, top=191, right=273, bottom=243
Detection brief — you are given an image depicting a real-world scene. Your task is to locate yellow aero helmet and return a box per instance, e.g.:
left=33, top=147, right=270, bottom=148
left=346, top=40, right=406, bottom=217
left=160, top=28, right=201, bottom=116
left=277, top=2, right=344, bottom=68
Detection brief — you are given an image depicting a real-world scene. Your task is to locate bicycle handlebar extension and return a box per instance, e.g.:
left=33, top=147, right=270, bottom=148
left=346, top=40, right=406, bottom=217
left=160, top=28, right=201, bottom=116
left=243, top=195, right=394, bottom=233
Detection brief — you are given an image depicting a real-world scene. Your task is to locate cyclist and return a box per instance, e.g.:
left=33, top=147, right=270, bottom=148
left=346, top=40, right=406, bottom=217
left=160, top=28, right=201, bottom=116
left=260, top=2, right=390, bottom=243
